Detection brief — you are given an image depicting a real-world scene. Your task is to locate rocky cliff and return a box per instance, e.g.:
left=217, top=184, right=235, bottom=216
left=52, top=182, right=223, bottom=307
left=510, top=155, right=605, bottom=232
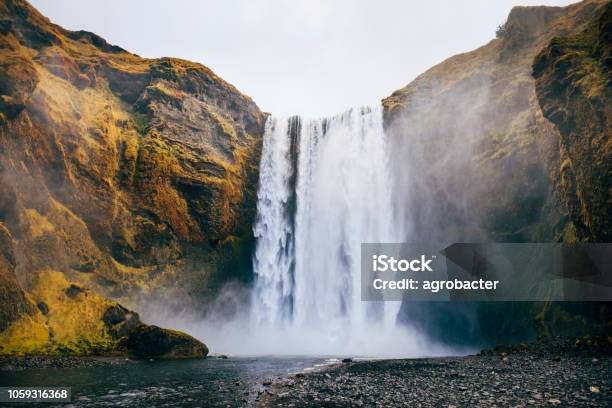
left=0, top=0, right=265, bottom=355
left=533, top=2, right=611, bottom=242
left=383, top=0, right=610, bottom=344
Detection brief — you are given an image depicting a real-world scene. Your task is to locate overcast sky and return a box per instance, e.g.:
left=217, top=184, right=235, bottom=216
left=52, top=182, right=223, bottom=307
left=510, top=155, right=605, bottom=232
left=31, top=0, right=575, bottom=117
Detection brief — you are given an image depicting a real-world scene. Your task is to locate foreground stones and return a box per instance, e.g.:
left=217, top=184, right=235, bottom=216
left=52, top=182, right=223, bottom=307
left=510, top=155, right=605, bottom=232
left=258, top=346, right=611, bottom=407
left=0, top=356, right=128, bottom=371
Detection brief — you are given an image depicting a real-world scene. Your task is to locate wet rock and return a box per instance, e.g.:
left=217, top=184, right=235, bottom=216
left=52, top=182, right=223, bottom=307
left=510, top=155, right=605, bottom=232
left=64, top=284, right=84, bottom=298
left=257, top=341, right=611, bottom=408
left=120, top=324, right=208, bottom=359
left=36, top=301, right=49, bottom=315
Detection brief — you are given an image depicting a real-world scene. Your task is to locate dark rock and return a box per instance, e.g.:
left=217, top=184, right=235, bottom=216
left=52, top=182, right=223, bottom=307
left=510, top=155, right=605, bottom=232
left=342, top=358, right=353, bottom=363
left=0, top=225, right=34, bottom=332
left=120, top=324, right=208, bottom=359
left=102, top=304, right=141, bottom=338
left=64, top=284, right=83, bottom=298
left=36, top=301, right=48, bottom=315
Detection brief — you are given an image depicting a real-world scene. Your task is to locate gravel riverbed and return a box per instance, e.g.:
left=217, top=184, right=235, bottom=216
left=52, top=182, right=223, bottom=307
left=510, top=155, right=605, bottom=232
left=0, top=356, right=132, bottom=370
left=256, top=343, right=611, bottom=407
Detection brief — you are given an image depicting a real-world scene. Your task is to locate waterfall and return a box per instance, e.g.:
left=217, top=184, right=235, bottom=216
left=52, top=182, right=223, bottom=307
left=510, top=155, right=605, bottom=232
left=251, top=106, right=425, bottom=355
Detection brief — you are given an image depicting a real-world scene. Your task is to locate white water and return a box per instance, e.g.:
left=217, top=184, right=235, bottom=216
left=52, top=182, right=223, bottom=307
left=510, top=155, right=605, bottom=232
left=247, top=106, right=447, bottom=357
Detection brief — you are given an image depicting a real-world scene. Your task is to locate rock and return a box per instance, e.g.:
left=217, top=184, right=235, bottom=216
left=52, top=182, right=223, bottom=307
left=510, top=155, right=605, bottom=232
left=64, top=284, right=84, bottom=298
left=589, top=386, right=600, bottom=393
left=295, top=373, right=305, bottom=378
left=102, top=304, right=141, bottom=339
left=120, top=324, right=208, bottom=359
left=0, top=226, right=34, bottom=332
left=36, top=302, right=49, bottom=315
left=533, top=1, right=612, bottom=241
left=342, top=358, right=353, bottom=363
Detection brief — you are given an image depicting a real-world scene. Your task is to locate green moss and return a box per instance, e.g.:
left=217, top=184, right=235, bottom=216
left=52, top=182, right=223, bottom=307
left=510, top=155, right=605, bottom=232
left=132, top=112, right=149, bottom=136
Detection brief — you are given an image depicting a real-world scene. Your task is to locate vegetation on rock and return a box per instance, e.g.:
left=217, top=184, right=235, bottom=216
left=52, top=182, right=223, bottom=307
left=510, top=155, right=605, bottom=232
left=0, top=0, right=264, bottom=356
left=382, top=0, right=611, bottom=344
left=533, top=2, right=611, bottom=242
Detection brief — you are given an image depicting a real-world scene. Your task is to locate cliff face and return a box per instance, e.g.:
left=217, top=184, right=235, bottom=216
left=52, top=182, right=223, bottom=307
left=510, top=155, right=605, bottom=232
left=533, top=2, right=611, bottom=242
left=383, top=0, right=608, bottom=244
left=0, top=0, right=265, bottom=354
left=383, top=0, right=610, bottom=344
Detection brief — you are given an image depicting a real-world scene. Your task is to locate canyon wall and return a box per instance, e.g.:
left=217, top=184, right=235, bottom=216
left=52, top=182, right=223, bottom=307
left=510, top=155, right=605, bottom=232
left=0, top=0, right=609, bottom=355
left=0, top=0, right=265, bottom=355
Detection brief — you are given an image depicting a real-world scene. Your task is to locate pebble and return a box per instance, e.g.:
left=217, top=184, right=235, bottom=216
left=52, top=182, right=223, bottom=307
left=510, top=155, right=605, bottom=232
left=256, top=343, right=611, bottom=407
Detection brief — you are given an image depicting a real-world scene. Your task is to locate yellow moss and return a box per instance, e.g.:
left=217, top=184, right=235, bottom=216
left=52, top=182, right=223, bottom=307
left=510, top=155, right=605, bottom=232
left=111, top=258, right=152, bottom=280
left=24, top=208, right=55, bottom=238
left=147, top=82, right=186, bottom=99
left=199, top=132, right=258, bottom=233
left=207, top=108, right=238, bottom=140
left=123, top=135, right=139, bottom=161
left=32, top=271, right=113, bottom=346
left=0, top=314, right=49, bottom=355
left=0, top=270, right=119, bottom=355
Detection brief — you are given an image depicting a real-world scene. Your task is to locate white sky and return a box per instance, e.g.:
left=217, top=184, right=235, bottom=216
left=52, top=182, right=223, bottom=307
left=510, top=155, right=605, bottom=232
left=31, top=0, right=575, bottom=117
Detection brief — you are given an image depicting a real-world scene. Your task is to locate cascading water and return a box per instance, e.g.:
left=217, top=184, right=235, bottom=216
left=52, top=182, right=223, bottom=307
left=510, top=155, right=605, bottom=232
left=148, top=105, right=452, bottom=357
left=250, top=106, right=438, bottom=356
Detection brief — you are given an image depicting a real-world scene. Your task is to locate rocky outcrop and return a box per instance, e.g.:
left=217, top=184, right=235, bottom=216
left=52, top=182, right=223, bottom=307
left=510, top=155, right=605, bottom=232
left=0, top=269, right=207, bottom=357
left=0, top=0, right=265, bottom=355
left=533, top=2, right=611, bottom=242
left=120, top=325, right=208, bottom=359
left=0, top=223, right=34, bottom=332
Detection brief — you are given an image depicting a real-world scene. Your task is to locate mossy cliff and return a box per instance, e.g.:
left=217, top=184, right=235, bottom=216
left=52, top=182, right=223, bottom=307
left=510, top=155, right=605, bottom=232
left=0, top=0, right=265, bottom=355
left=383, top=0, right=609, bottom=243
left=533, top=2, right=611, bottom=242
left=382, top=0, right=611, bottom=344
